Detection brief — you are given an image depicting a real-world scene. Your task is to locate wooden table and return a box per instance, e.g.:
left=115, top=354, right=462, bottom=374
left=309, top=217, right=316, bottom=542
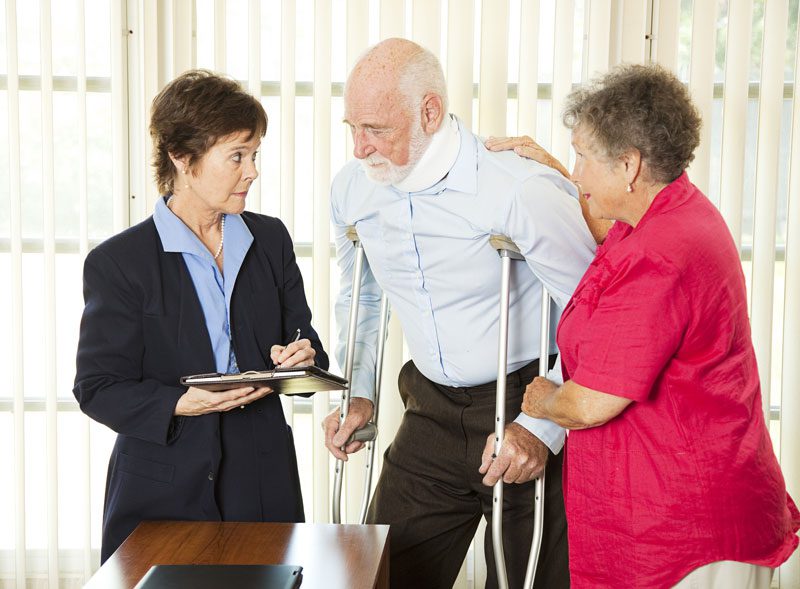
left=84, top=521, right=390, bottom=589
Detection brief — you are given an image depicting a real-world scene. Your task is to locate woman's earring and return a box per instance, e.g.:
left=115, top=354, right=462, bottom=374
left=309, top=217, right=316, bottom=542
left=183, top=168, right=189, bottom=190
left=626, top=183, right=633, bottom=193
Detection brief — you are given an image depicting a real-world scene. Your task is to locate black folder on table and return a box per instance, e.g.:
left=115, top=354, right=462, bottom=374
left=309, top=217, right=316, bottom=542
left=180, top=366, right=348, bottom=395
left=134, top=564, right=303, bottom=588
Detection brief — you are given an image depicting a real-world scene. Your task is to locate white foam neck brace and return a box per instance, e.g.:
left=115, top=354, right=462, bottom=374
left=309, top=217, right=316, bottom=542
left=393, top=115, right=460, bottom=193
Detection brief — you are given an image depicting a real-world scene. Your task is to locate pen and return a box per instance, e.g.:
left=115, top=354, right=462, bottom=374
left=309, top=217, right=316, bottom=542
left=270, top=329, right=302, bottom=376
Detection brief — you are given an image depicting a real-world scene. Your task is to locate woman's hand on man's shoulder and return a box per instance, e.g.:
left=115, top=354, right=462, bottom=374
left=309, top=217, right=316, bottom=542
left=485, top=135, right=571, bottom=179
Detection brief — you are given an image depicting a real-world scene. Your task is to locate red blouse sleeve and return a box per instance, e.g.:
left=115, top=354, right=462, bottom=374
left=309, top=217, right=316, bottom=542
left=570, top=252, right=689, bottom=401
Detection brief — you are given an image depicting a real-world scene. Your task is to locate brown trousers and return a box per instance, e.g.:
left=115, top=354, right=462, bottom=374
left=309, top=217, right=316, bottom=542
left=367, top=360, right=569, bottom=589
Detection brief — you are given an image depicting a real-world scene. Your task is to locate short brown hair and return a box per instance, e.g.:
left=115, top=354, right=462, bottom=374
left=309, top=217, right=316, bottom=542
left=150, top=69, right=267, bottom=194
left=563, top=64, right=701, bottom=184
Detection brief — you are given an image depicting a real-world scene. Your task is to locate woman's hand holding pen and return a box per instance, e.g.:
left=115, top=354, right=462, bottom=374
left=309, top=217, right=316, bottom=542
left=269, top=329, right=316, bottom=369
left=174, top=385, right=273, bottom=416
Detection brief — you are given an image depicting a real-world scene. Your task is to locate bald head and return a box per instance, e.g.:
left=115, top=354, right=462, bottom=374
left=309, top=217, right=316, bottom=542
left=346, top=38, right=449, bottom=121
left=343, top=39, right=449, bottom=184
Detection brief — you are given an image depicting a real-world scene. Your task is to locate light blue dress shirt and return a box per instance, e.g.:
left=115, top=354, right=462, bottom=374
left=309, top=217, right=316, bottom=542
left=330, top=118, right=595, bottom=453
left=153, top=196, right=254, bottom=374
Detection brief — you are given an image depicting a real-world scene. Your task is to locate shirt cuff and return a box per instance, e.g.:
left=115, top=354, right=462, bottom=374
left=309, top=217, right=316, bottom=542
left=348, top=368, right=376, bottom=404
left=545, top=354, right=564, bottom=385
left=513, top=413, right=565, bottom=454
left=350, top=389, right=375, bottom=404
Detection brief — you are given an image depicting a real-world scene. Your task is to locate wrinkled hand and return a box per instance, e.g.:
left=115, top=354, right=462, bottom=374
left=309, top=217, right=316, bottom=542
left=175, top=385, right=273, bottom=416
left=270, top=338, right=316, bottom=369
left=479, top=422, right=549, bottom=486
left=521, top=376, right=558, bottom=419
left=323, top=397, right=374, bottom=461
left=485, top=135, right=570, bottom=179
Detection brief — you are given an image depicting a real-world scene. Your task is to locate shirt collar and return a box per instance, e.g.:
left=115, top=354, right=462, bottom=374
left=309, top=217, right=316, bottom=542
left=443, top=117, right=478, bottom=194
left=153, top=196, right=253, bottom=260
left=604, top=172, right=698, bottom=246
left=635, top=172, right=697, bottom=229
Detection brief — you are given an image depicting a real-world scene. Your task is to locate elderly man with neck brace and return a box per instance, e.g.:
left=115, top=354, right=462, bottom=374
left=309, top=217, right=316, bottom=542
left=323, top=38, right=595, bottom=588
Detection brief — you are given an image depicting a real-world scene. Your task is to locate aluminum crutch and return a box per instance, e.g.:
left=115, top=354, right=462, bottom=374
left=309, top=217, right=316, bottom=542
left=489, top=235, right=550, bottom=589
left=332, top=226, right=390, bottom=524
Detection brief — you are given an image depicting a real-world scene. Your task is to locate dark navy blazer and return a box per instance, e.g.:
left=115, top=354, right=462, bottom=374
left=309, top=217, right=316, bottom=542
left=73, top=211, right=328, bottom=562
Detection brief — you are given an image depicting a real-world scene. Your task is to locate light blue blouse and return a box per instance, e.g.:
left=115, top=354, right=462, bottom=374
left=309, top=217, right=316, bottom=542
left=153, top=196, right=254, bottom=373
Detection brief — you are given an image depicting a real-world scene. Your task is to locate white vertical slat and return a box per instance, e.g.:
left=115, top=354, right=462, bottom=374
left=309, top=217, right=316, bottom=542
left=76, top=1, right=89, bottom=270
left=608, top=0, right=622, bottom=66
left=751, top=0, right=789, bottom=424
left=173, top=0, right=194, bottom=75
left=719, top=0, right=753, bottom=249
left=312, top=0, right=333, bottom=523
left=347, top=0, right=370, bottom=71
left=157, top=2, right=172, bottom=86
left=279, top=0, right=297, bottom=425
left=214, top=0, right=226, bottom=70
left=380, top=0, right=404, bottom=40
left=111, top=0, right=129, bottom=232
left=248, top=0, right=262, bottom=213
left=280, top=0, right=297, bottom=231
left=617, top=0, right=647, bottom=64
left=6, top=0, right=26, bottom=585
left=345, top=0, right=369, bottom=159
left=39, top=1, right=59, bottom=586
left=781, top=11, right=800, bottom=586
left=551, top=0, right=574, bottom=164
left=138, top=1, right=161, bottom=215
left=517, top=0, right=540, bottom=136
left=651, top=0, right=680, bottom=71
left=478, top=0, right=509, bottom=136
left=686, top=0, right=715, bottom=195
left=76, top=0, right=92, bottom=580
left=586, top=0, right=611, bottom=78
left=412, top=0, right=441, bottom=57
left=446, top=0, right=474, bottom=126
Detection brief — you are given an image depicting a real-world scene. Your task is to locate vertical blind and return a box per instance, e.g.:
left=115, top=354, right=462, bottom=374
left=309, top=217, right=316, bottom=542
left=1, top=0, right=798, bottom=587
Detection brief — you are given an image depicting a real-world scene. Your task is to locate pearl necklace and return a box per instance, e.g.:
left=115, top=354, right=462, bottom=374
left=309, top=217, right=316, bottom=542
left=213, top=214, right=225, bottom=260
left=166, top=195, right=225, bottom=260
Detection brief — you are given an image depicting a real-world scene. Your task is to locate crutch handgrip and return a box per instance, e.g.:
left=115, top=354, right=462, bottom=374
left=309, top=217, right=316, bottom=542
left=347, top=421, right=378, bottom=444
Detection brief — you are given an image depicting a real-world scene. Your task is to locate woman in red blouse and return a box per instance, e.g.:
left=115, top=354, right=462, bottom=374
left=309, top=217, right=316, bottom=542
left=491, top=64, right=799, bottom=588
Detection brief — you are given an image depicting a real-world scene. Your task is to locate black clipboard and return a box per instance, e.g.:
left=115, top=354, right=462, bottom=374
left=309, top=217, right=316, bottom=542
left=134, top=564, right=303, bottom=588
left=180, top=366, right=348, bottom=395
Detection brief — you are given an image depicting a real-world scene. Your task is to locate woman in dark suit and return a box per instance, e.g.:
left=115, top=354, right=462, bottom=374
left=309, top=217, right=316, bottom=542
left=73, top=70, right=328, bottom=562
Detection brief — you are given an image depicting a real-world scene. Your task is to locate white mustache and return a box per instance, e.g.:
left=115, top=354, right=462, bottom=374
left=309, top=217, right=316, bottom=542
left=364, top=154, right=389, bottom=166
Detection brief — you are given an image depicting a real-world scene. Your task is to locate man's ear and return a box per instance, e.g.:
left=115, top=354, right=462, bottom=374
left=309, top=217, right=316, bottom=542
left=420, top=93, right=445, bottom=135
